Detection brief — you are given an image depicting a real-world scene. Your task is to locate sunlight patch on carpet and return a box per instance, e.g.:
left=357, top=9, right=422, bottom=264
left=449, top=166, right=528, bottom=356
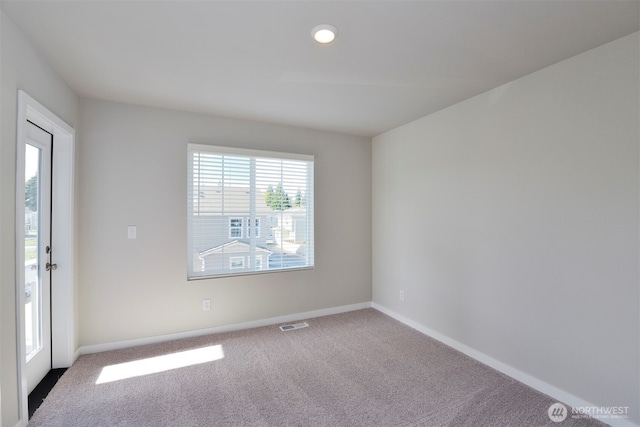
left=96, top=345, right=224, bottom=384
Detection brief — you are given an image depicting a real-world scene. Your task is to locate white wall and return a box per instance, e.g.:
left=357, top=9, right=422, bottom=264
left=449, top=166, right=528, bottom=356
left=78, top=99, right=372, bottom=347
left=0, top=10, right=79, bottom=426
left=373, top=33, right=639, bottom=424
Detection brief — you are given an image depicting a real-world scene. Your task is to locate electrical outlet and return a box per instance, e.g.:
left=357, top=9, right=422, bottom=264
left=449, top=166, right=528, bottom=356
left=202, top=299, right=211, bottom=311
left=399, top=290, right=404, bottom=301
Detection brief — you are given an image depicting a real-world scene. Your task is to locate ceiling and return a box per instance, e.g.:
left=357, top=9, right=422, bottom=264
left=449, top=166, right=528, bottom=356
left=2, top=1, right=638, bottom=137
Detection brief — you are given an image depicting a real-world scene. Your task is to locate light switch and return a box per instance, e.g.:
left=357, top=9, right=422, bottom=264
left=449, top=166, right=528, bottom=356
left=127, top=225, right=137, bottom=239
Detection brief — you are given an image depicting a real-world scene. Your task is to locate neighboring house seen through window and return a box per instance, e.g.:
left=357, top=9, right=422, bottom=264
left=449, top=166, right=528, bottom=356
left=188, top=144, right=314, bottom=279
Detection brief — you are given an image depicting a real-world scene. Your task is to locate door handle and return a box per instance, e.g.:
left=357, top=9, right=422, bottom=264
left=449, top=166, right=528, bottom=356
left=46, top=262, right=57, bottom=271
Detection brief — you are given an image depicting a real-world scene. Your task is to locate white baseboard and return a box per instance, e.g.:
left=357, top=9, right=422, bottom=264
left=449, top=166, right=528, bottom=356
left=371, top=302, right=639, bottom=427
left=372, top=303, right=638, bottom=427
left=79, top=302, right=372, bottom=355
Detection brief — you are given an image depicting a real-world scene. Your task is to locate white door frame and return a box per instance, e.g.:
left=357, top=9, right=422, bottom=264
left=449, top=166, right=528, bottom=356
left=15, top=90, right=76, bottom=426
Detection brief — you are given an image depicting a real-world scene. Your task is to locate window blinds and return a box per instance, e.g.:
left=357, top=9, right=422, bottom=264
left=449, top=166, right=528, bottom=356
left=187, top=144, right=314, bottom=279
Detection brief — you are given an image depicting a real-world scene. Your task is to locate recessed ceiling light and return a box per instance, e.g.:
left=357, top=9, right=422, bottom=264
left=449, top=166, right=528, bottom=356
left=311, top=24, right=337, bottom=44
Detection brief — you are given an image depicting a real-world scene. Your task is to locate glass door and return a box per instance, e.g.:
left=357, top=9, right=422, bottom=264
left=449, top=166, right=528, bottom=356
left=24, top=121, right=53, bottom=394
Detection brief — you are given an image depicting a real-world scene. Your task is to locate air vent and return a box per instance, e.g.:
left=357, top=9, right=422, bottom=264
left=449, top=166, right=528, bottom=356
left=279, top=322, right=309, bottom=331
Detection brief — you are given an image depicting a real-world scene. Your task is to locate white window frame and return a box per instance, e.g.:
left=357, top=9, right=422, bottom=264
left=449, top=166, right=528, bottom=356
left=229, top=256, right=245, bottom=270
left=188, top=144, right=314, bottom=279
left=229, top=217, right=244, bottom=239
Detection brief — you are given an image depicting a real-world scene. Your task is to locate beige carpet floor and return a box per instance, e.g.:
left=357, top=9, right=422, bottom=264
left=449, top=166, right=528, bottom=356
left=30, top=309, right=604, bottom=426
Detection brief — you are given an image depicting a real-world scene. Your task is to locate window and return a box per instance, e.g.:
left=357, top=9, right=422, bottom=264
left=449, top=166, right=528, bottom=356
left=228, top=217, right=259, bottom=239
left=229, top=218, right=243, bottom=238
left=188, top=144, right=314, bottom=279
left=247, top=218, right=260, bottom=238
left=229, top=257, right=245, bottom=270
